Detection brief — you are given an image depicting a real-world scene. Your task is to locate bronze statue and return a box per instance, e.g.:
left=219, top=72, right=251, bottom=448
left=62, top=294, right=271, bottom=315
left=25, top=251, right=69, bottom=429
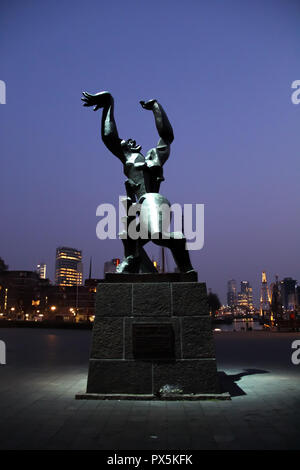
left=82, top=91, right=194, bottom=274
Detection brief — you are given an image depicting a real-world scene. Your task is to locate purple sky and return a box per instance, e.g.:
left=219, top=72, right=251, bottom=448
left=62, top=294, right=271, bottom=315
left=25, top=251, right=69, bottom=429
left=1, top=0, right=300, bottom=304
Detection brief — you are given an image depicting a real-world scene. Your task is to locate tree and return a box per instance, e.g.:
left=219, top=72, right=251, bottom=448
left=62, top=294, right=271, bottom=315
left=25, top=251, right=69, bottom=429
left=207, top=291, right=221, bottom=316
left=0, top=257, right=8, bottom=273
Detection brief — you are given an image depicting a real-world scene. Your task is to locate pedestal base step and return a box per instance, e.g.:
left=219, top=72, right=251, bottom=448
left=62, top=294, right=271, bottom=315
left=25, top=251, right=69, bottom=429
left=75, top=392, right=231, bottom=401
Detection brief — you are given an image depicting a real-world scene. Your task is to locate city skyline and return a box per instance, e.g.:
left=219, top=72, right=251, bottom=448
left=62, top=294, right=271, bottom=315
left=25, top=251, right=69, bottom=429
left=1, top=248, right=298, bottom=307
left=1, top=1, right=300, bottom=305
left=1, top=254, right=299, bottom=320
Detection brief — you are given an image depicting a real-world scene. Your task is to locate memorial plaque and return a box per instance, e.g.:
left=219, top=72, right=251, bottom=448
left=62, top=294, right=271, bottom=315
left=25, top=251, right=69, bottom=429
left=132, top=323, right=175, bottom=360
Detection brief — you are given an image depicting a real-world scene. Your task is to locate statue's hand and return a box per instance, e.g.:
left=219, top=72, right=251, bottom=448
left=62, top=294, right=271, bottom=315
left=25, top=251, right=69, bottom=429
left=140, top=99, right=157, bottom=110
left=81, top=91, right=112, bottom=111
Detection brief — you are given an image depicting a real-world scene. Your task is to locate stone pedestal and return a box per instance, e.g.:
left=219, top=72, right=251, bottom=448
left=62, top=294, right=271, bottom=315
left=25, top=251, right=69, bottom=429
left=76, top=273, right=229, bottom=400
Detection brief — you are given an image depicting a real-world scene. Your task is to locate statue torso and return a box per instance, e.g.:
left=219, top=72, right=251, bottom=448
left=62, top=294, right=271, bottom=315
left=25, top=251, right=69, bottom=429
left=123, top=150, right=164, bottom=201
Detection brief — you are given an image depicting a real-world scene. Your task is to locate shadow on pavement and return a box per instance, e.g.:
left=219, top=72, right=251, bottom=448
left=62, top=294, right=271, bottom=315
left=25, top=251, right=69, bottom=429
left=218, top=369, right=269, bottom=397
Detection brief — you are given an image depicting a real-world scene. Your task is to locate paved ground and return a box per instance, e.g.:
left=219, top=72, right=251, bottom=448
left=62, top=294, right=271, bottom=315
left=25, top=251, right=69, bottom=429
left=0, top=328, right=299, bottom=450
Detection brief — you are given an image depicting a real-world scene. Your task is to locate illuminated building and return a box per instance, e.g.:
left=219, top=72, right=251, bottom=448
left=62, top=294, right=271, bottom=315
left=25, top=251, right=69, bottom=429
left=0, top=270, right=50, bottom=320
left=227, top=279, right=237, bottom=307
left=280, top=277, right=297, bottom=311
left=36, top=263, right=46, bottom=279
left=55, top=247, right=83, bottom=286
left=270, top=275, right=283, bottom=320
left=46, top=285, right=96, bottom=322
left=0, top=267, right=97, bottom=322
left=241, top=281, right=254, bottom=309
left=297, top=286, right=300, bottom=308
left=260, top=271, right=271, bottom=317
left=237, top=281, right=254, bottom=311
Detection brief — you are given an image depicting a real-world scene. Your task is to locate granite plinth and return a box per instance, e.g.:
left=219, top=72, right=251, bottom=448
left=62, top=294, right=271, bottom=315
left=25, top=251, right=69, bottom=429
left=104, top=272, right=198, bottom=283
left=79, top=276, right=225, bottom=400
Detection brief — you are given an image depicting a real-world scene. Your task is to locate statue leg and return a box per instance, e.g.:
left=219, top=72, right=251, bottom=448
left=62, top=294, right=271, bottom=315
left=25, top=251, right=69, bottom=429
left=139, top=194, right=195, bottom=273
left=117, top=195, right=158, bottom=274
left=117, top=237, right=158, bottom=274
left=152, top=235, right=194, bottom=273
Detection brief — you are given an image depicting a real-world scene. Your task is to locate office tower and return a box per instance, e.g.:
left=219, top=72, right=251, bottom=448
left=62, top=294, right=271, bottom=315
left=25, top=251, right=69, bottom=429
left=103, top=258, right=120, bottom=275
left=36, top=263, right=46, bottom=279
left=296, top=286, right=300, bottom=307
left=237, top=291, right=248, bottom=308
left=237, top=281, right=254, bottom=311
left=241, top=281, right=254, bottom=308
left=227, top=279, right=237, bottom=307
left=247, top=285, right=254, bottom=309
left=280, top=277, right=297, bottom=310
left=240, top=280, right=249, bottom=295
left=55, top=247, right=83, bottom=286
left=270, top=275, right=283, bottom=319
left=238, top=281, right=248, bottom=308
left=260, top=271, right=271, bottom=316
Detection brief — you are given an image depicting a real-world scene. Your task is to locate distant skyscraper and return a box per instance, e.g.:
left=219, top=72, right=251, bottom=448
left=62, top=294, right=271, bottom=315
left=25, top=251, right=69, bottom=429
left=245, top=282, right=253, bottom=309
left=280, top=277, right=297, bottom=310
left=260, top=271, right=271, bottom=316
left=238, top=280, right=254, bottom=310
left=55, top=247, right=83, bottom=286
left=296, top=286, right=300, bottom=308
left=270, top=275, right=283, bottom=320
left=227, top=279, right=237, bottom=306
left=103, top=258, right=120, bottom=275
left=240, top=280, right=248, bottom=295
left=36, top=263, right=46, bottom=279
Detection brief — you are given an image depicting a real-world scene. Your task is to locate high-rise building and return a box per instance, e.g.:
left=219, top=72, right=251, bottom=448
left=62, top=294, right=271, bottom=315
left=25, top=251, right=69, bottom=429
left=240, top=280, right=248, bottom=295
left=227, top=279, right=237, bottom=307
left=296, top=286, right=300, bottom=307
left=270, top=275, right=283, bottom=319
left=36, top=263, right=46, bottom=279
left=238, top=280, right=254, bottom=311
left=260, top=271, right=271, bottom=316
left=280, top=277, right=297, bottom=310
left=55, top=247, right=83, bottom=286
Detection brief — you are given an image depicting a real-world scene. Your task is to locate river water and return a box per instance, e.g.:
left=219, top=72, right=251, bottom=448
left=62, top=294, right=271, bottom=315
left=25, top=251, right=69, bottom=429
left=213, top=318, right=263, bottom=332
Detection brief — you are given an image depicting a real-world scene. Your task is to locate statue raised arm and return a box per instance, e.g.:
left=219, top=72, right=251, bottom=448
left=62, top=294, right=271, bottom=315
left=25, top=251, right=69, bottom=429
left=82, top=91, right=126, bottom=163
left=82, top=91, right=195, bottom=274
left=140, top=99, right=174, bottom=166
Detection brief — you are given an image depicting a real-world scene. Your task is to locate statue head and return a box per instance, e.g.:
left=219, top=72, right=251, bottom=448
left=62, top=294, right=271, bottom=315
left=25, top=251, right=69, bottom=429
left=121, top=139, right=142, bottom=153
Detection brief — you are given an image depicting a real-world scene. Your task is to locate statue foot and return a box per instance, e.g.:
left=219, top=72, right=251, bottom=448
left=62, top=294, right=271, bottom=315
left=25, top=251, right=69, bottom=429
left=116, top=255, right=140, bottom=273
